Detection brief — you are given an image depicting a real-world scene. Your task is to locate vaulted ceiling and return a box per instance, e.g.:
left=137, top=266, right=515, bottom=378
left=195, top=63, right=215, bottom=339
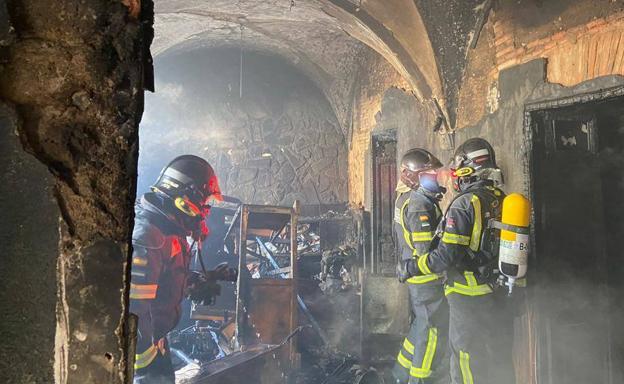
left=152, top=0, right=486, bottom=129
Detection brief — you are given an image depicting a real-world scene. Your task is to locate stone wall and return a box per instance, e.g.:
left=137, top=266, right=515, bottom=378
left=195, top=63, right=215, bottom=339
left=139, top=48, right=348, bottom=206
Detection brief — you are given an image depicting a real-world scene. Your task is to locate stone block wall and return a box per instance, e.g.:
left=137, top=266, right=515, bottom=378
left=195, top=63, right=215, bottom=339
left=139, top=48, right=348, bottom=206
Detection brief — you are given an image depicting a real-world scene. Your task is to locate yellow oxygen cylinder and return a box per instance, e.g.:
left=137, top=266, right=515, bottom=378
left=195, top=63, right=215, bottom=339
left=498, top=193, right=531, bottom=294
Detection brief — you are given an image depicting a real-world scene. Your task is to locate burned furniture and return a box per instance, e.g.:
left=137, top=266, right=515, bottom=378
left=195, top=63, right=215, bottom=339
left=180, top=202, right=301, bottom=383
left=230, top=202, right=300, bottom=354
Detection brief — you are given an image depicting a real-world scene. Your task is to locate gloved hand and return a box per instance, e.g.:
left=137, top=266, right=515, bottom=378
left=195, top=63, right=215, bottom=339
left=397, top=259, right=420, bottom=283
left=187, top=272, right=221, bottom=305
left=210, top=262, right=238, bottom=282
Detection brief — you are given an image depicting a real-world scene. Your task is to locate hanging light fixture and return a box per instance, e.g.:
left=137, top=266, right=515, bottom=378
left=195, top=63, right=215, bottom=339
left=261, top=148, right=272, bottom=158
left=238, top=21, right=244, bottom=99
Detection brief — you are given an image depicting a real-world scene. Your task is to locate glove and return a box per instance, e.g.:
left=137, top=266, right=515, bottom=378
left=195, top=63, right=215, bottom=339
left=210, top=262, right=238, bottom=282
left=187, top=272, right=221, bottom=305
left=397, top=259, right=420, bottom=283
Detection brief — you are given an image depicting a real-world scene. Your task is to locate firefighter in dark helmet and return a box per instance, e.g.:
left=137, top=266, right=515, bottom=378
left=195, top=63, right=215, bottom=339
left=130, top=155, right=236, bottom=384
left=406, top=138, right=515, bottom=384
left=392, top=148, right=449, bottom=384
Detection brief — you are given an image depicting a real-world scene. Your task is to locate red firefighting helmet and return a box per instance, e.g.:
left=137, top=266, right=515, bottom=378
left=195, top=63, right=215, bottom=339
left=153, top=155, right=222, bottom=217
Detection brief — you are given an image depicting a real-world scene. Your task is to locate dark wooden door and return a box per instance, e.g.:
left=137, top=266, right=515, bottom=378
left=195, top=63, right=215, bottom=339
left=532, top=109, right=610, bottom=384
left=370, top=132, right=397, bottom=275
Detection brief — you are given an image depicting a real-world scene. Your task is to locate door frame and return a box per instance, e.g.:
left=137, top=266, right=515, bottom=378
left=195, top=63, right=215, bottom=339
left=522, top=84, right=624, bottom=384
left=369, top=129, right=397, bottom=275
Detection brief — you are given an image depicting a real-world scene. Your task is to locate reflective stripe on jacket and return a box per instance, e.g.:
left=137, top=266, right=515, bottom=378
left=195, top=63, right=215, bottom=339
left=394, top=189, right=443, bottom=284
left=129, top=193, right=192, bottom=365
left=418, top=183, right=505, bottom=295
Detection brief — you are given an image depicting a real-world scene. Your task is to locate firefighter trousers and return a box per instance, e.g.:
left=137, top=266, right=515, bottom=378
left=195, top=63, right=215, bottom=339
left=393, top=283, right=450, bottom=384
left=447, top=291, right=515, bottom=384
left=133, top=339, right=175, bottom=384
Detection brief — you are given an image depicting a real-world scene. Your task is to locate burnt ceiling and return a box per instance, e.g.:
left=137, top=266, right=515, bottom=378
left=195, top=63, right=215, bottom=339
left=152, top=0, right=490, bottom=130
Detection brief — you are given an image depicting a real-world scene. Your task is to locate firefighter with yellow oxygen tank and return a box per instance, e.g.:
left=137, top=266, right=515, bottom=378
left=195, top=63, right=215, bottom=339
left=392, top=148, right=449, bottom=384
left=405, top=138, right=523, bottom=384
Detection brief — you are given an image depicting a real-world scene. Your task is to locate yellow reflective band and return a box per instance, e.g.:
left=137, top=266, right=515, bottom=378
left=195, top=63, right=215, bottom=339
left=417, top=253, right=433, bottom=275
left=441, top=232, right=471, bottom=245
left=406, top=274, right=441, bottom=284
left=469, top=195, right=482, bottom=252
left=445, top=272, right=493, bottom=297
left=134, top=344, right=158, bottom=370
left=412, top=231, right=434, bottom=242
left=397, top=350, right=412, bottom=369
left=410, top=327, right=438, bottom=378
left=133, top=257, right=148, bottom=266
left=403, top=338, right=415, bottom=355
left=445, top=284, right=493, bottom=296
left=464, top=271, right=478, bottom=286
left=399, top=199, right=414, bottom=251
left=460, top=351, right=474, bottom=384
left=396, top=182, right=412, bottom=194
left=129, top=283, right=158, bottom=300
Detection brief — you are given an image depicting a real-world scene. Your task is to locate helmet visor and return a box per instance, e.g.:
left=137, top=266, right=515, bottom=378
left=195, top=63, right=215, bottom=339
left=207, top=175, right=223, bottom=202
left=418, top=170, right=440, bottom=192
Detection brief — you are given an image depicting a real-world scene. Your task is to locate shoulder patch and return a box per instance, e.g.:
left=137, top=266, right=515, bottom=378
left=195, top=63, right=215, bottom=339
left=132, top=217, right=165, bottom=249
left=446, top=217, right=456, bottom=228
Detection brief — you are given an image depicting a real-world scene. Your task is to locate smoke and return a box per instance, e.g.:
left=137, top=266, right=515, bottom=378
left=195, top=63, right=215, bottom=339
left=521, top=100, right=624, bottom=383
left=137, top=47, right=348, bottom=206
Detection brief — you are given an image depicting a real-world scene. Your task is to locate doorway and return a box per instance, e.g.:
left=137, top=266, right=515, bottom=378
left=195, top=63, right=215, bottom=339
left=369, top=131, right=398, bottom=275
left=529, top=93, right=624, bottom=384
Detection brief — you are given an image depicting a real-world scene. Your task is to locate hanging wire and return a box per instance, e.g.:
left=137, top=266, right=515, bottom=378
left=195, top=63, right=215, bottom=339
left=239, top=24, right=244, bottom=99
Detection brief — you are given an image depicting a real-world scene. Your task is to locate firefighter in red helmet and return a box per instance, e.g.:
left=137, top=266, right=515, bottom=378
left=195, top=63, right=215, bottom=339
left=130, top=155, right=236, bottom=383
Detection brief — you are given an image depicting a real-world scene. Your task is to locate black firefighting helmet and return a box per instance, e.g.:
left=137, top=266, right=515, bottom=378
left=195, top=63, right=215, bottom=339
left=450, top=138, right=501, bottom=191
left=400, top=148, right=443, bottom=190
left=152, top=155, right=222, bottom=218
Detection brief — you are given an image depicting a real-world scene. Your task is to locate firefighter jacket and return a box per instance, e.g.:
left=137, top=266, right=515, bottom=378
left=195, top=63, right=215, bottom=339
left=416, top=181, right=505, bottom=296
left=129, top=192, right=192, bottom=370
left=394, top=187, right=443, bottom=284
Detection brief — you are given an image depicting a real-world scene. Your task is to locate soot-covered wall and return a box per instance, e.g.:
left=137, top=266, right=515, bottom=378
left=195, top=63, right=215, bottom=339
left=374, top=59, right=624, bottom=384
left=139, top=48, right=348, bottom=206
left=0, top=108, right=59, bottom=383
